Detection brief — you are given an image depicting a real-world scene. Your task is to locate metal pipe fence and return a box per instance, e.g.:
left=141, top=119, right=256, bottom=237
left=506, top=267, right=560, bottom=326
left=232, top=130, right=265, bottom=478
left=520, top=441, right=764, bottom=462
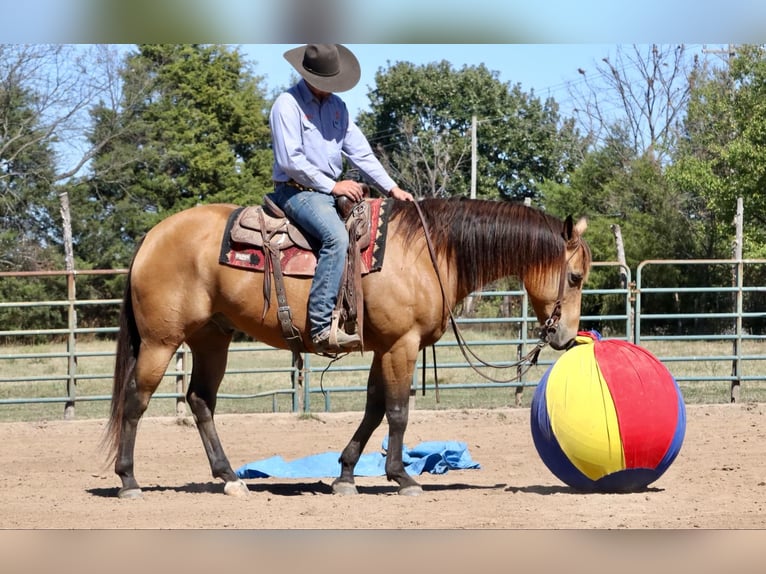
left=0, top=259, right=764, bottom=419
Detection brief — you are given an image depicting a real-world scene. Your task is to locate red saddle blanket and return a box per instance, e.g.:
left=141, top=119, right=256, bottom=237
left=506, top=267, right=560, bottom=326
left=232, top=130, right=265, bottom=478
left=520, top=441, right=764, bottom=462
left=219, top=198, right=392, bottom=277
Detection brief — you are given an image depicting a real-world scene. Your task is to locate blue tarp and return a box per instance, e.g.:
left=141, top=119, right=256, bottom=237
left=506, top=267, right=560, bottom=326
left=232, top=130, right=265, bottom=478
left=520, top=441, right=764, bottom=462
left=235, top=438, right=481, bottom=479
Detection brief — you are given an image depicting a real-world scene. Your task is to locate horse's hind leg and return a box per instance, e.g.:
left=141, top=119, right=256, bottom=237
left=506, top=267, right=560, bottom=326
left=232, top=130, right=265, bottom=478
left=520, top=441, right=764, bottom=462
left=115, top=343, right=176, bottom=499
left=185, top=324, right=248, bottom=497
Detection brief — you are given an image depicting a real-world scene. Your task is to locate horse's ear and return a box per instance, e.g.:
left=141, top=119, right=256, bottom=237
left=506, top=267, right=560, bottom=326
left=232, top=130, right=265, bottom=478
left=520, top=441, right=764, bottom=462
left=574, top=216, right=588, bottom=236
left=562, top=215, right=574, bottom=240
left=562, top=215, right=587, bottom=241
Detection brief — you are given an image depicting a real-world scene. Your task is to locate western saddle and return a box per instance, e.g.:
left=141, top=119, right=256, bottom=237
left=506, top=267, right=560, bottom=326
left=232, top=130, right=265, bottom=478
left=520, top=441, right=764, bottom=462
left=228, top=191, right=372, bottom=357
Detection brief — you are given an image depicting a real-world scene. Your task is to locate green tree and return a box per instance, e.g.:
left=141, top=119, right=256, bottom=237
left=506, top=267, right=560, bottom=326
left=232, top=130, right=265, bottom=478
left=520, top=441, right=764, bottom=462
left=543, top=127, right=707, bottom=333
left=1, top=44, right=158, bottom=276
left=546, top=126, right=699, bottom=264
left=0, top=72, right=60, bottom=272
left=568, top=44, right=695, bottom=164
left=668, top=44, right=766, bottom=258
left=0, top=57, right=66, bottom=339
left=357, top=60, right=582, bottom=201
left=70, top=44, right=273, bottom=270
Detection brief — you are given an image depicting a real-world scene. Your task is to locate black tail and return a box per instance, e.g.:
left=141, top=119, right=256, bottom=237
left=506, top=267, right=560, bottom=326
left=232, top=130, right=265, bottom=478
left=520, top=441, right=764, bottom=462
left=102, top=263, right=142, bottom=462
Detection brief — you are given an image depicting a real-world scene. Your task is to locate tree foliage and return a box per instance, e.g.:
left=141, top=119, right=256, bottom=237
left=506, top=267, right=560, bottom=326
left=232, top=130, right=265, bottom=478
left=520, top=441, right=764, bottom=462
left=2, top=43, right=765, bottom=337
left=669, top=44, right=766, bottom=259
left=0, top=54, right=59, bottom=271
left=67, top=44, right=274, bottom=269
left=568, top=44, right=695, bottom=163
left=544, top=127, right=699, bottom=266
left=357, top=60, right=582, bottom=202
left=542, top=126, right=710, bottom=328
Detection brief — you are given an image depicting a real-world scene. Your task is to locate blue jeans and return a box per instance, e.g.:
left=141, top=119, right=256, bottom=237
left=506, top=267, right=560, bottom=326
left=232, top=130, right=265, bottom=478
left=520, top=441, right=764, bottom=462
left=270, top=184, right=349, bottom=338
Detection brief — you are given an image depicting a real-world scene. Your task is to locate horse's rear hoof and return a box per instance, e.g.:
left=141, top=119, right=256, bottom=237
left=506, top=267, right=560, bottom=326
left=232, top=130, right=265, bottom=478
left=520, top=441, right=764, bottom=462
left=118, top=487, right=143, bottom=499
left=398, top=485, right=423, bottom=497
left=224, top=479, right=250, bottom=498
left=332, top=481, right=358, bottom=496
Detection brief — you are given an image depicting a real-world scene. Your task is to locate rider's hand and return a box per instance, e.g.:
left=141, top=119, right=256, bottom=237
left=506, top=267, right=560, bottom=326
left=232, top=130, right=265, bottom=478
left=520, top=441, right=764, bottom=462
left=389, top=186, right=415, bottom=202
left=331, top=180, right=364, bottom=202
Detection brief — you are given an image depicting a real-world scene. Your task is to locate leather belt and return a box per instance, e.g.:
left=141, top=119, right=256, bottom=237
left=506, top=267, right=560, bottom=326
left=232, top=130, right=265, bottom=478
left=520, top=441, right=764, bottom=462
left=274, top=179, right=317, bottom=192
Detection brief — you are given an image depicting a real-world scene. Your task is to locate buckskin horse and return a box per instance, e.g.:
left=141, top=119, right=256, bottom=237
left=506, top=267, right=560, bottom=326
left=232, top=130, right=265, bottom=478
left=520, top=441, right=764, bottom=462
left=104, top=197, right=591, bottom=498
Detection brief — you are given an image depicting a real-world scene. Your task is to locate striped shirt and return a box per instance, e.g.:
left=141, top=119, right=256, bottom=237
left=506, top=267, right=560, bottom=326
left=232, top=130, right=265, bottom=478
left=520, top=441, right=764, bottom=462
left=269, top=79, right=396, bottom=195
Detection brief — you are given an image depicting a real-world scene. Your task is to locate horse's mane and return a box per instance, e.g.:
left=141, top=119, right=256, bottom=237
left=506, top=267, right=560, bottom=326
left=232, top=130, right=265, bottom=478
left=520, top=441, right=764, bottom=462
left=389, top=197, right=581, bottom=296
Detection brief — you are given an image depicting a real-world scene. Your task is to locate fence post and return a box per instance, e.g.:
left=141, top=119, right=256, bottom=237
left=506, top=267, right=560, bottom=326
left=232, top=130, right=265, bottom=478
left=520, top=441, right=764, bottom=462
left=514, top=343, right=524, bottom=406
left=730, top=197, right=744, bottom=403
left=60, top=192, right=77, bottom=420
left=514, top=290, right=530, bottom=406
left=293, top=352, right=306, bottom=412
left=175, top=346, right=187, bottom=416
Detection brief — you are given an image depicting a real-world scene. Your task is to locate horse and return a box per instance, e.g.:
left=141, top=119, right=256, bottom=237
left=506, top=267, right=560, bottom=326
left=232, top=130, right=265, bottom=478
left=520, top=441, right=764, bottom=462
left=104, top=197, right=591, bottom=498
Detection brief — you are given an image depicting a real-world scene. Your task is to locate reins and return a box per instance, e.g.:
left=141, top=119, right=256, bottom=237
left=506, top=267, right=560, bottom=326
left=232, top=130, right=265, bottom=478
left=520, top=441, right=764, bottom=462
left=412, top=200, right=570, bottom=388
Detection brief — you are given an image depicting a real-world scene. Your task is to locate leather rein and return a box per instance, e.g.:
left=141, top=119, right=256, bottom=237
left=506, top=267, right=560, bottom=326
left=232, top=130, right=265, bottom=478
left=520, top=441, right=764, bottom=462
left=412, top=201, right=572, bottom=387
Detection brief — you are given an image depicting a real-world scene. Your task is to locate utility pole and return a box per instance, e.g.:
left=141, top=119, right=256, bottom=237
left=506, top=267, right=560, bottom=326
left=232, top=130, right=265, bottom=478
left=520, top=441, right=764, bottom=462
left=702, top=44, right=735, bottom=65
left=470, top=115, right=477, bottom=199
left=703, top=44, right=740, bottom=403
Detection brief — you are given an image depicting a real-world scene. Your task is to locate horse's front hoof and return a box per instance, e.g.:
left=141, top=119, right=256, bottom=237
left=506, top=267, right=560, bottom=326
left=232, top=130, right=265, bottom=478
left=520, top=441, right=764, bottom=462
left=398, top=485, right=423, bottom=497
left=117, top=487, right=143, bottom=499
left=332, top=481, right=358, bottom=496
left=224, top=479, right=250, bottom=498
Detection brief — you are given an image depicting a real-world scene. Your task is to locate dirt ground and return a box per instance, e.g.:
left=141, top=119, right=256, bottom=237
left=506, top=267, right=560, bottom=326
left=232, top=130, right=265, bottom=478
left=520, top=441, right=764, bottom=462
left=0, top=402, right=765, bottom=529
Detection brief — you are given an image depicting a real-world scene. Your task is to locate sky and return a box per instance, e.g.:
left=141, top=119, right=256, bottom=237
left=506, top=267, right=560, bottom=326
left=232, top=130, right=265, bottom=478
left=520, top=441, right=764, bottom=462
left=2, top=2, right=758, bottom=121
left=4, top=1, right=766, bottom=44
left=65, top=42, right=720, bottom=179
left=241, top=44, right=720, bottom=120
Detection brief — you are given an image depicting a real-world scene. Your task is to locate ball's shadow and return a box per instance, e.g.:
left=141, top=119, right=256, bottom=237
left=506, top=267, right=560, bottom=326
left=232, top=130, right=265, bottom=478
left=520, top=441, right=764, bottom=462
left=505, top=484, right=664, bottom=495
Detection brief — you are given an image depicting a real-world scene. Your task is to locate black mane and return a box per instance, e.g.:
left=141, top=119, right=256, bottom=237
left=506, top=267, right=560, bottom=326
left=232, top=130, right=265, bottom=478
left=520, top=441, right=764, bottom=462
left=389, top=197, right=573, bottom=295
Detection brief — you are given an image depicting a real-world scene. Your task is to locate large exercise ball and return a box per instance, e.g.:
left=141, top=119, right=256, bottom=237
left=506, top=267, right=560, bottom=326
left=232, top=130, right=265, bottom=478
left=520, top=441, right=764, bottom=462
left=530, top=331, right=686, bottom=492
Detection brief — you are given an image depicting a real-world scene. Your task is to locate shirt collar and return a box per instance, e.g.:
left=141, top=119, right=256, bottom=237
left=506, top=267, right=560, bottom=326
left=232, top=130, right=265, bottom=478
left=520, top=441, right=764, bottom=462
left=294, top=79, right=314, bottom=104
left=295, top=78, right=337, bottom=107
left=295, top=78, right=322, bottom=104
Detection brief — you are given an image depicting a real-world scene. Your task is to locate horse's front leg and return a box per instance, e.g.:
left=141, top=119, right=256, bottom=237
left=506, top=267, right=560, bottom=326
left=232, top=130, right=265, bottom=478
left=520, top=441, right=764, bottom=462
left=380, top=342, right=422, bottom=495
left=384, top=391, right=422, bottom=496
left=334, top=343, right=421, bottom=496
left=332, top=353, right=387, bottom=495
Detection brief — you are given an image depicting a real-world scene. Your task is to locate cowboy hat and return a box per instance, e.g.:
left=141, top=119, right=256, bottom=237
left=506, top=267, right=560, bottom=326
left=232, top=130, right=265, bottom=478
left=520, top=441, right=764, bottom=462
left=283, top=44, right=360, bottom=93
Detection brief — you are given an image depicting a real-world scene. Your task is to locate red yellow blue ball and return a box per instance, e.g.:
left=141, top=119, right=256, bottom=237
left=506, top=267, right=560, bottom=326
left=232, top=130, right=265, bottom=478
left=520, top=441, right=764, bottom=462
left=530, top=331, right=686, bottom=492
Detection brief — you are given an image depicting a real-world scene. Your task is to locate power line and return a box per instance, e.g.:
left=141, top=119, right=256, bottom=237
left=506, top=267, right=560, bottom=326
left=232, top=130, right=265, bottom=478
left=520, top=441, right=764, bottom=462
left=361, top=45, right=711, bottom=149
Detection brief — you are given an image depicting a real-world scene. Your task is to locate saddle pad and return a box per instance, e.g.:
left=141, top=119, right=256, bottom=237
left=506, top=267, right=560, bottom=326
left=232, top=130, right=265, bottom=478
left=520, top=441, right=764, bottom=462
left=219, top=198, right=392, bottom=277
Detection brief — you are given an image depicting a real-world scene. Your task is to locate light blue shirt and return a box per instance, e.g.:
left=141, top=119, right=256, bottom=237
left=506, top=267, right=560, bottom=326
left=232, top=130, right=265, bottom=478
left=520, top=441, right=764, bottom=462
left=270, top=79, right=397, bottom=195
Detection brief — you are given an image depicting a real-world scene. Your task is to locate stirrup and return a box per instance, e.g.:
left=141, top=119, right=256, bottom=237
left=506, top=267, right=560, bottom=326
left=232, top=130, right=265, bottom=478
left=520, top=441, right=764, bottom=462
left=312, top=329, right=361, bottom=354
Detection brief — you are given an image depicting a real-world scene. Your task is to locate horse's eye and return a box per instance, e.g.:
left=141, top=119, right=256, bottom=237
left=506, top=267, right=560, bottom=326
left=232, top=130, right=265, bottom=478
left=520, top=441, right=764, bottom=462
left=568, top=272, right=583, bottom=287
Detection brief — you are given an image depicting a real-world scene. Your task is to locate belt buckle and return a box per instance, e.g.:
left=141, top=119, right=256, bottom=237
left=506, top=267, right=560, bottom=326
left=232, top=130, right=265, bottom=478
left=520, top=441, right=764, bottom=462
left=290, top=180, right=314, bottom=192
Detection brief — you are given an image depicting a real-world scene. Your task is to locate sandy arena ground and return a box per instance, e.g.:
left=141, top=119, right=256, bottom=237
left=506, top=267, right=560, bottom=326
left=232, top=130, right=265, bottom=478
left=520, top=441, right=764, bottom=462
left=0, top=402, right=764, bottom=529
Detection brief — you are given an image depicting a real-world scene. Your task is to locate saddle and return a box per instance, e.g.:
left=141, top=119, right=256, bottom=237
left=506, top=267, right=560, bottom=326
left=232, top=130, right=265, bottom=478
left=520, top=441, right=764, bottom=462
left=228, top=193, right=372, bottom=355
left=230, top=194, right=372, bottom=255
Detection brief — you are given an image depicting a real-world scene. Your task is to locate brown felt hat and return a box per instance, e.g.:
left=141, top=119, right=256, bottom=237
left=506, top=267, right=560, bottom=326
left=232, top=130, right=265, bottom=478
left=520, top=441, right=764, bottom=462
left=284, top=44, right=361, bottom=93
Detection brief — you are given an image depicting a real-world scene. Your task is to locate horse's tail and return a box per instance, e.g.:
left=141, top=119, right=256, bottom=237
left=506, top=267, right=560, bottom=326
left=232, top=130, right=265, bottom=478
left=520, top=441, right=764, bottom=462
left=102, top=255, right=142, bottom=463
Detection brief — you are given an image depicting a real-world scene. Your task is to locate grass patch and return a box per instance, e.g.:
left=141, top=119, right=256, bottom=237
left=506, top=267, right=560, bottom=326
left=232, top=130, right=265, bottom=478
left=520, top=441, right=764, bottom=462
left=0, top=334, right=764, bottom=423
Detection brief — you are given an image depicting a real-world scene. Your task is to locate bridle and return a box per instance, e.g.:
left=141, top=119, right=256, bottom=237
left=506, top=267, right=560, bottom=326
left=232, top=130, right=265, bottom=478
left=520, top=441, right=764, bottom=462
left=537, top=234, right=583, bottom=346
left=413, top=201, right=577, bottom=386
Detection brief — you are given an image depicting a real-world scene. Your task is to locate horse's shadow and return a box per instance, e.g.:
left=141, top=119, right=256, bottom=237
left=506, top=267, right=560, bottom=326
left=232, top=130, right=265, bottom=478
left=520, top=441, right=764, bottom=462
left=88, top=481, right=509, bottom=498
left=88, top=481, right=664, bottom=498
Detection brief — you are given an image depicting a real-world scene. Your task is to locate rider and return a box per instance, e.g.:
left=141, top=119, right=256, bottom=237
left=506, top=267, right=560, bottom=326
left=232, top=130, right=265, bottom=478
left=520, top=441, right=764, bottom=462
left=269, top=44, right=414, bottom=354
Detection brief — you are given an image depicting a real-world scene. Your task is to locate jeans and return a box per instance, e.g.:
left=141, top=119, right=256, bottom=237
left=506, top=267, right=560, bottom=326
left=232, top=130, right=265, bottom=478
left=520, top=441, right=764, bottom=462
left=270, top=184, right=348, bottom=338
